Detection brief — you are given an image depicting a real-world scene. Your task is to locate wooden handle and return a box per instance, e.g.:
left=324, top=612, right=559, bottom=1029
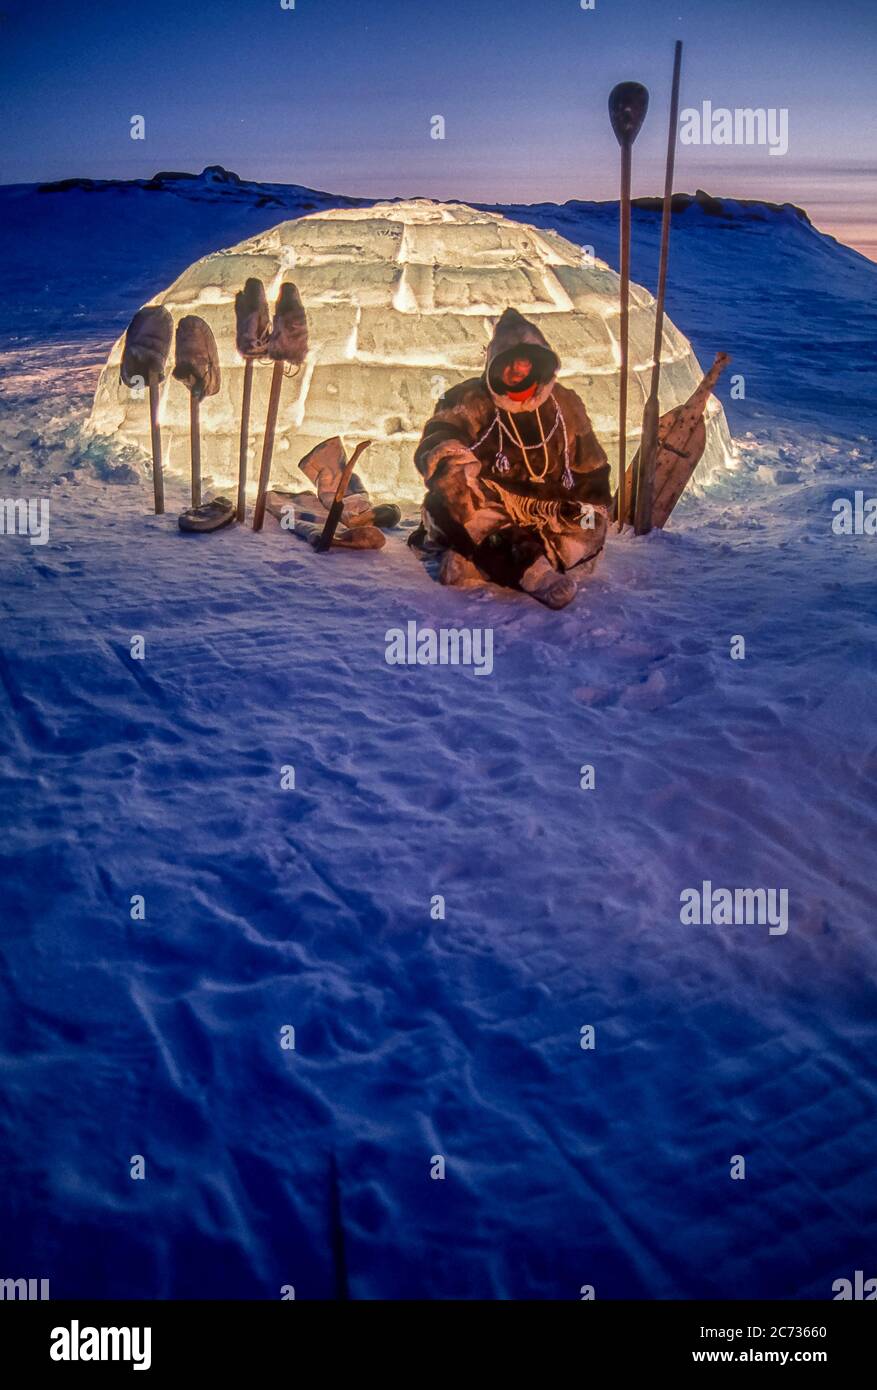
left=682, top=352, right=731, bottom=418
left=616, top=143, right=633, bottom=532
left=237, top=358, right=253, bottom=523
left=252, top=360, right=284, bottom=531
left=148, top=374, right=164, bottom=515
left=705, top=351, right=731, bottom=387
left=190, top=394, right=201, bottom=508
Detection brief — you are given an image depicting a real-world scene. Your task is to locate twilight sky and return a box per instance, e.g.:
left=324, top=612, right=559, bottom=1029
left=1, top=0, right=874, bottom=258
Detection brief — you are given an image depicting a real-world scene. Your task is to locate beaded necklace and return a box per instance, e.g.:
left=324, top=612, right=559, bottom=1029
left=472, top=392, right=573, bottom=489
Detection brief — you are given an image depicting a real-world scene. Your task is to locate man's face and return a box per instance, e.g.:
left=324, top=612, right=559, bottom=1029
left=501, top=356, right=533, bottom=388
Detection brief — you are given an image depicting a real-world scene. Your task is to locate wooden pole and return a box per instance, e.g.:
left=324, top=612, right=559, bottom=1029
left=252, top=360, right=284, bottom=531
left=148, top=373, right=164, bottom=515
left=634, top=40, right=683, bottom=536
left=617, top=140, right=633, bottom=532
left=237, top=358, right=253, bottom=523
left=608, top=82, right=648, bottom=531
left=189, top=393, right=201, bottom=508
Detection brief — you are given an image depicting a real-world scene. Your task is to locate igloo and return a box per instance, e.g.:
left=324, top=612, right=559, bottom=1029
left=86, top=200, right=733, bottom=502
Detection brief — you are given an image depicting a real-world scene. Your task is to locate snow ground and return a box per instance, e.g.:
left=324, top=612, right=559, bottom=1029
left=1, top=173, right=876, bottom=1298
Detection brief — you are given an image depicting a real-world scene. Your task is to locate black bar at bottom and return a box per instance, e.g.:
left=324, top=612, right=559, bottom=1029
left=0, top=1298, right=872, bottom=1374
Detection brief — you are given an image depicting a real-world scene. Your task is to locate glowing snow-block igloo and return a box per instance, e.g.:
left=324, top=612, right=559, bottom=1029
left=87, top=200, right=733, bottom=502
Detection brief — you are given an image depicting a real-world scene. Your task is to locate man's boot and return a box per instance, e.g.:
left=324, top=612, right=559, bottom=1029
left=520, top=555, right=577, bottom=609
left=439, top=549, right=485, bottom=587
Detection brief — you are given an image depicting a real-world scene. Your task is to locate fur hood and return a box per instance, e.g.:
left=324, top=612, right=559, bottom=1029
left=484, top=308, right=560, bottom=415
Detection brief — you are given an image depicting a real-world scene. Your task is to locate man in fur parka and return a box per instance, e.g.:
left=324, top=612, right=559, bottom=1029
left=410, top=308, right=611, bottom=609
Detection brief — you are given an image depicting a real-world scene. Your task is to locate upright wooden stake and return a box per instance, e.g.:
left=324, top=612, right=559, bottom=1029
left=148, top=373, right=165, bottom=515
left=617, top=141, right=633, bottom=533
left=252, top=361, right=284, bottom=531
left=237, top=358, right=254, bottom=523
left=189, top=393, right=201, bottom=508
left=634, top=40, right=683, bottom=536
left=608, top=82, right=649, bottom=532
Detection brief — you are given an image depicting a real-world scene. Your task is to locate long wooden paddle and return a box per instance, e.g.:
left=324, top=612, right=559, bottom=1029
left=634, top=40, right=684, bottom=536
left=608, top=81, right=649, bottom=532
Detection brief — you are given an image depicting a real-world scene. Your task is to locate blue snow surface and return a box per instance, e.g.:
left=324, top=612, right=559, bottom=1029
left=1, top=170, right=876, bottom=1299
